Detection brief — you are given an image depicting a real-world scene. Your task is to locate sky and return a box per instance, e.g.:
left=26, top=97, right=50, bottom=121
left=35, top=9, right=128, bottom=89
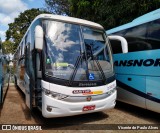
left=0, top=0, right=45, bottom=42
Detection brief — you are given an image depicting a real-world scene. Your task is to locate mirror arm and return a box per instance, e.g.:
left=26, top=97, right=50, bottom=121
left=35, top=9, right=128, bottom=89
left=108, top=35, right=128, bottom=53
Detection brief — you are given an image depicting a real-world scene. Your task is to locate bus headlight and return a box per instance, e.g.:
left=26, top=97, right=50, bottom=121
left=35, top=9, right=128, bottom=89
left=106, top=87, right=116, bottom=96
left=43, top=88, right=69, bottom=100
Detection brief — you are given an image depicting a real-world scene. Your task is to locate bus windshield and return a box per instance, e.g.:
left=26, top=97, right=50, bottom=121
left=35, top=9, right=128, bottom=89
left=42, top=20, right=113, bottom=81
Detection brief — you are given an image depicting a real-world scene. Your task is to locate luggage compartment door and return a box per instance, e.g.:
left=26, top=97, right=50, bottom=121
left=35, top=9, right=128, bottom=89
left=146, top=76, right=160, bottom=113
left=116, top=74, right=146, bottom=108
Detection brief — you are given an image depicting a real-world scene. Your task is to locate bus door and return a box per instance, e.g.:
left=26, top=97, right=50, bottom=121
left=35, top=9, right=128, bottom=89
left=24, top=44, right=32, bottom=109
left=35, top=51, right=42, bottom=109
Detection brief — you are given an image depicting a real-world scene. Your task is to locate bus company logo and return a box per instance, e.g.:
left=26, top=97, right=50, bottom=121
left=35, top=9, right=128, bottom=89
left=114, top=58, right=160, bottom=67
left=86, top=96, right=92, bottom=101
left=72, top=90, right=91, bottom=94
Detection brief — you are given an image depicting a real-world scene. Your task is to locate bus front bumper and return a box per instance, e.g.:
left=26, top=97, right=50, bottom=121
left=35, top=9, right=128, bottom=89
left=42, top=90, right=117, bottom=118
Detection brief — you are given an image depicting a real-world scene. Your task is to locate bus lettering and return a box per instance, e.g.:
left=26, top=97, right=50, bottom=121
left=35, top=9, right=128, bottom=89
left=72, top=90, right=91, bottom=94
left=115, top=58, right=160, bottom=67
left=133, top=60, right=143, bottom=66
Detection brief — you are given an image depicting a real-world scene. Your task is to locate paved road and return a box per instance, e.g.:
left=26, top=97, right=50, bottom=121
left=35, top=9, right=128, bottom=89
left=0, top=83, right=160, bottom=133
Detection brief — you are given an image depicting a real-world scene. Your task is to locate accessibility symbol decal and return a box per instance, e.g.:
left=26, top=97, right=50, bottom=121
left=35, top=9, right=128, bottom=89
left=89, top=73, right=95, bottom=80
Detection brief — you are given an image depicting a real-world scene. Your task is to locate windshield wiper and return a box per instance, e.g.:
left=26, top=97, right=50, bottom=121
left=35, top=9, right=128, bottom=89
left=86, top=43, right=107, bottom=84
left=68, top=54, right=83, bottom=86
left=94, top=57, right=107, bottom=84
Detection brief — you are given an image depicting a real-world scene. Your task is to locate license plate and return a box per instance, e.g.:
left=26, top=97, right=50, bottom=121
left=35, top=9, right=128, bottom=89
left=83, top=105, right=95, bottom=111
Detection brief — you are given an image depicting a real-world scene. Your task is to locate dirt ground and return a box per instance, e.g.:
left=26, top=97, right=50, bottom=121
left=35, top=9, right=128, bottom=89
left=0, top=82, right=160, bottom=133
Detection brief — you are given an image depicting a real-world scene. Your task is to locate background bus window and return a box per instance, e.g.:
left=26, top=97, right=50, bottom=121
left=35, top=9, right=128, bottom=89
left=147, top=19, right=160, bottom=50
left=124, top=23, right=149, bottom=52
left=110, top=24, right=148, bottom=54
left=113, top=30, right=126, bottom=36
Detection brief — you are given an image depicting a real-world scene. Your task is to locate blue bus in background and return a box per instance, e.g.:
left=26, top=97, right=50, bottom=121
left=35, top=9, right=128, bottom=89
left=107, top=8, right=160, bottom=113
left=0, top=40, right=10, bottom=104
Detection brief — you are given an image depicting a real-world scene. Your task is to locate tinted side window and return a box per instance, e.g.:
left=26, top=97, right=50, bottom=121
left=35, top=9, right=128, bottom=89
left=124, top=24, right=148, bottom=52
left=25, top=45, right=30, bottom=75
left=110, top=24, right=148, bottom=53
left=147, top=19, right=160, bottom=49
left=113, top=30, right=126, bottom=36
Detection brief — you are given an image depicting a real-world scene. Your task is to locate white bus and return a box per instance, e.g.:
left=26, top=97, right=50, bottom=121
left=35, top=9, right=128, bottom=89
left=14, top=14, right=127, bottom=118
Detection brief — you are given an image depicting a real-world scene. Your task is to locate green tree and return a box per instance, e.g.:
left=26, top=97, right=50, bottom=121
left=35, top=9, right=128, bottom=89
left=2, top=40, right=15, bottom=54
left=45, top=0, right=70, bottom=15
left=69, top=0, right=160, bottom=29
left=99, top=0, right=160, bottom=29
left=45, top=0, right=160, bottom=29
left=6, top=8, right=48, bottom=52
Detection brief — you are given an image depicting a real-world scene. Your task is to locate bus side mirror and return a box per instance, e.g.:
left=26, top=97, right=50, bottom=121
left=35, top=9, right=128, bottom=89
left=35, top=25, right=44, bottom=51
left=108, top=35, right=128, bottom=53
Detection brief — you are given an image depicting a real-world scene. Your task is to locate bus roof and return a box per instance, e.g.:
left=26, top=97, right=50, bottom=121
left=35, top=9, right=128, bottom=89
left=107, top=8, right=160, bottom=34
left=34, top=14, right=104, bottom=29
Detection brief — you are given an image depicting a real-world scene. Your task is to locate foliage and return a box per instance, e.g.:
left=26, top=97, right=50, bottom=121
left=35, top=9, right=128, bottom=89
left=45, top=0, right=160, bottom=29
left=99, top=0, right=160, bottom=29
left=5, top=8, right=48, bottom=53
left=2, top=40, right=15, bottom=54
left=45, top=0, right=70, bottom=15
left=4, top=0, right=160, bottom=54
